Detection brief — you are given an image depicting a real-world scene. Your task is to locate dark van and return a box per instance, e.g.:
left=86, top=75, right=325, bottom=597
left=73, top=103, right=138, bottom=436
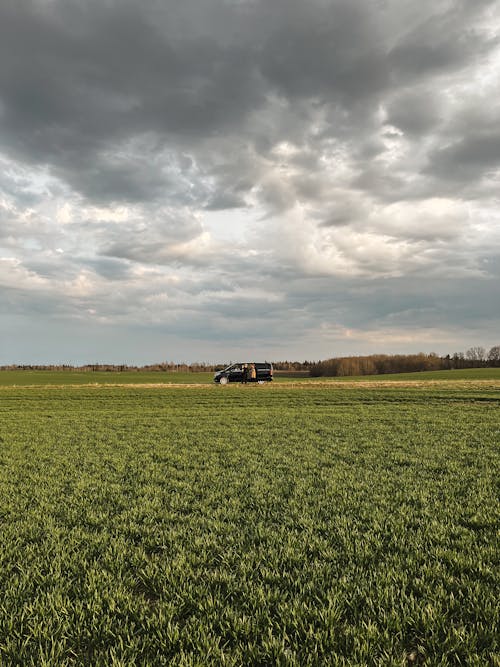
left=214, top=362, right=273, bottom=385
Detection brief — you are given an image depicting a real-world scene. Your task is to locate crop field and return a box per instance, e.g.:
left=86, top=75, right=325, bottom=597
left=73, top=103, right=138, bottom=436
left=1, top=367, right=500, bottom=387
left=0, top=383, right=498, bottom=665
left=318, top=368, right=500, bottom=382
left=0, top=370, right=215, bottom=386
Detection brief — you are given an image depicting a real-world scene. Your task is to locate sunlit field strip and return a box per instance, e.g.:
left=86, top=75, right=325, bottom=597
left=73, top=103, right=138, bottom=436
left=0, top=384, right=498, bottom=665
left=2, top=379, right=500, bottom=392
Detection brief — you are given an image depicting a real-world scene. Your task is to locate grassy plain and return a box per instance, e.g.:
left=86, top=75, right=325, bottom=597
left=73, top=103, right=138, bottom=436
left=323, top=368, right=500, bottom=382
left=0, top=382, right=498, bottom=665
left=1, top=367, right=500, bottom=387
left=0, top=370, right=214, bottom=386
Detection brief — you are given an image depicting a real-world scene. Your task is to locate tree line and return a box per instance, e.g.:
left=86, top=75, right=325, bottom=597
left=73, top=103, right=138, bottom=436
left=0, top=362, right=220, bottom=372
left=309, top=346, right=500, bottom=377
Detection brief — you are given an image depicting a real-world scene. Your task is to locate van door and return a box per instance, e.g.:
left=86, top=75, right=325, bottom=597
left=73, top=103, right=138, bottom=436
left=229, top=365, right=244, bottom=382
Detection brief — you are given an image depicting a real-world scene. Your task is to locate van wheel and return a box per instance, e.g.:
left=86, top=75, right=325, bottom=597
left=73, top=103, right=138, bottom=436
left=257, top=380, right=265, bottom=385
left=219, top=377, right=229, bottom=385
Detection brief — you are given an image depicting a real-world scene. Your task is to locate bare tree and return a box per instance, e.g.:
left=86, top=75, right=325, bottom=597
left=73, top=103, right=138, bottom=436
left=487, top=345, right=500, bottom=366
left=465, top=347, right=486, bottom=367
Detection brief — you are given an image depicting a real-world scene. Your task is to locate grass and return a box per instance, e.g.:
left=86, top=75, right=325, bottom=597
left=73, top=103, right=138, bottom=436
left=1, top=367, right=500, bottom=387
left=314, top=368, right=500, bottom=382
left=0, top=383, right=498, bottom=665
left=0, top=370, right=214, bottom=386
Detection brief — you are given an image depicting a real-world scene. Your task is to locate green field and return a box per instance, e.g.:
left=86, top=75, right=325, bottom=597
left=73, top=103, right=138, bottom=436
left=0, top=383, right=498, bottom=665
left=1, top=367, right=500, bottom=387
left=322, top=368, right=500, bottom=382
left=0, top=370, right=215, bottom=386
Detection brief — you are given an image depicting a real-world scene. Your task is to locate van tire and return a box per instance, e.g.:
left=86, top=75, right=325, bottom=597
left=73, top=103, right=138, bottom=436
left=219, top=376, right=229, bottom=385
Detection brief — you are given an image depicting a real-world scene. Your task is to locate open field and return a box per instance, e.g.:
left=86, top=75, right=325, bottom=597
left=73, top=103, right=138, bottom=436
left=315, top=368, right=500, bottom=382
left=1, top=367, right=500, bottom=387
left=0, top=383, right=498, bottom=665
left=0, top=370, right=215, bottom=386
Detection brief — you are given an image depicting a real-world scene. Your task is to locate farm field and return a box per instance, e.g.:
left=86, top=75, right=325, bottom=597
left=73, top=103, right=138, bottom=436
left=0, top=370, right=215, bottom=386
left=1, top=367, right=500, bottom=387
left=0, top=383, right=499, bottom=665
left=320, top=368, right=500, bottom=382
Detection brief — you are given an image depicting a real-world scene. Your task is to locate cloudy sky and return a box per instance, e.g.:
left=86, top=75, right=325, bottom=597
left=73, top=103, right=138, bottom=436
left=1, top=0, right=499, bottom=364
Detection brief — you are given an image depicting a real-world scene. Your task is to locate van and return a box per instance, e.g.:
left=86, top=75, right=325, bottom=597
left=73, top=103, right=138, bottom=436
left=214, top=362, right=273, bottom=385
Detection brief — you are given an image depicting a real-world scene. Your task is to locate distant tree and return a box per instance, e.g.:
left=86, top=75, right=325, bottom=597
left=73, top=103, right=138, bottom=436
left=487, top=345, right=500, bottom=367
left=442, top=354, right=452, bottom=370
left=465, top=347, right=486, bottom=367
left=452, top=352, right=466, bottom=369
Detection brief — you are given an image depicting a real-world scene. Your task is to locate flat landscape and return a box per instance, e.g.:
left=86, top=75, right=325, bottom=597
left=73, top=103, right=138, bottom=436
left=1, top=367, right=500, bottom=386
left=0, top=376, right=498, bottom=665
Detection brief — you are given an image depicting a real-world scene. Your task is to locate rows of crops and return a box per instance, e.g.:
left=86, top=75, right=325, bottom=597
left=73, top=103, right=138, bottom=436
left=0, top=384, right=498, bottom=665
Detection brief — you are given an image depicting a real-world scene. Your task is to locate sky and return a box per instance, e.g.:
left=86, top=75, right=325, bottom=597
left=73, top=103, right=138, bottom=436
left=1, top=0, right=499, bottom=365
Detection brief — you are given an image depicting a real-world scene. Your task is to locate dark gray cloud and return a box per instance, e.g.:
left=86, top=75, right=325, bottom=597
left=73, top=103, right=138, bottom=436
left=1, top=0, right=499, bottom=362
left=427, top=132, right=500, bottom=183
left=386, top=88, right=444, bottom=136
left=387, top=1, right=498, bottom=81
